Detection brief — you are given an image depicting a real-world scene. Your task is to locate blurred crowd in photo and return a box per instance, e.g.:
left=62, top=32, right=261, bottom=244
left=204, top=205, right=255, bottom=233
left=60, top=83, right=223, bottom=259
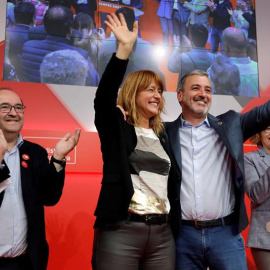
left=4, top=0, right=258, bottom=97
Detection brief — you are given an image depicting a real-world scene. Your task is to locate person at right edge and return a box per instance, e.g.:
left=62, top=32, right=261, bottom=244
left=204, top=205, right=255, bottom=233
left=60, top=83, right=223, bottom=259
left=91, top=12, right=179, bottom=270
left=244, top=127, right=270, bottom=270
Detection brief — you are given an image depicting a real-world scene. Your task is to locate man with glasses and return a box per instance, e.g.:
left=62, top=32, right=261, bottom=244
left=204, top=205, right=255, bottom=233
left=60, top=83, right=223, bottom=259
left=0, top=88, right=80, bottom=270
left=166, top=70, right=270, bottom=269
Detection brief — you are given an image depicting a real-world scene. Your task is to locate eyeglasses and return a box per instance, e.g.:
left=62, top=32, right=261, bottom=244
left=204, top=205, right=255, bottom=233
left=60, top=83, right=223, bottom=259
left=0, top=103, right=26, bottom=114
left=264, top=127, right=270, bottom=133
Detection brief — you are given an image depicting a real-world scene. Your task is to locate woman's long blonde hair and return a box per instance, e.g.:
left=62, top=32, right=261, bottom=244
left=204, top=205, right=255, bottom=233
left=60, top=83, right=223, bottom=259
left=249, top=133, right=261, bottom=146
left=117, top=70, right=165, bottom=136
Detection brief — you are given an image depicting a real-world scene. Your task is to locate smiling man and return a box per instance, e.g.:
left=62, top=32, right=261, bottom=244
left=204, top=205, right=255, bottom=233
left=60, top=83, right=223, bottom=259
left=0, top=88, right=80, bottom=270
left=166, top=70, right=270, bottom=270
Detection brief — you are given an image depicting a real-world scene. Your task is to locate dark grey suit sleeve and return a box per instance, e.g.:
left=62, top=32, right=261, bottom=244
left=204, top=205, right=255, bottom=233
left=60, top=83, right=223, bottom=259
left=240, top=100, right=270, bottom=142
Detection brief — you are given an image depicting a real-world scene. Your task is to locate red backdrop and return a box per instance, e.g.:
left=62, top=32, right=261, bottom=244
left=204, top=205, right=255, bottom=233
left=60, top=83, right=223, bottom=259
left=0, top=0, right=264, bottom=269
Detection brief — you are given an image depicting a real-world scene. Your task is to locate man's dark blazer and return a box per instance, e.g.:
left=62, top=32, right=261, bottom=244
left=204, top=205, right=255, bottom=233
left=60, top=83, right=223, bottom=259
left=166, top=103, right=270, bottom=233
left=0, top=140, right=65, bottom=270
left=93, top=54, right=180, bottom=238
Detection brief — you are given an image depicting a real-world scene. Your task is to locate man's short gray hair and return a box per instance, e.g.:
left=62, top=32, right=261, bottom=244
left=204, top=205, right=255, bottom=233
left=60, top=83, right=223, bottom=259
left=40, top=49, right=89, bottom=86
left=177, top=70, right=209, bottom=92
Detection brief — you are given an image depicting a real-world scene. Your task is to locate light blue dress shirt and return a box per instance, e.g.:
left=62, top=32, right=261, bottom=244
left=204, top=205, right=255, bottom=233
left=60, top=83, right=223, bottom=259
left=0, top=135, right=28, bottom=257
left=180, top=116, right=235, bottom=220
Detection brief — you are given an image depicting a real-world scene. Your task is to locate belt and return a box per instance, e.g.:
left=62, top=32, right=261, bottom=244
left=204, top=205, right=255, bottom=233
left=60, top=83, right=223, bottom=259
left=0, top=253, right=30, bottom=264
left=127, top=213, right=170, bottom=225
left=181, top=213, right=235, bottom=229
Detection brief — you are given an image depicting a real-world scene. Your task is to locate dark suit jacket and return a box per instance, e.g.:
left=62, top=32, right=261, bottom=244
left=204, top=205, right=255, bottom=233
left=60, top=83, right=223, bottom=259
left=93, top=54, right=180, bottom=238
left=166, top=104, right=270, bottom=233
left=0, top=140, right=65, bottom=270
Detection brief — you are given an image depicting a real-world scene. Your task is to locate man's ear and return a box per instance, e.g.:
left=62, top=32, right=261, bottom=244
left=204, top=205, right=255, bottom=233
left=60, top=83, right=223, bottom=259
left=177, top=91, right=183, bottom=103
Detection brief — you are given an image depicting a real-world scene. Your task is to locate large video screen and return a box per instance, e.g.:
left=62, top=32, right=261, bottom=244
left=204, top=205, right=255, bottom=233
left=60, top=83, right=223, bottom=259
left=3, top=0, right=258, bottom=97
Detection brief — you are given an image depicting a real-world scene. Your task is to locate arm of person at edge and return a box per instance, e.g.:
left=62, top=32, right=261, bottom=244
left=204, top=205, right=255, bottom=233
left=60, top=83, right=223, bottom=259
left=240, top=100, right=270, bottom=142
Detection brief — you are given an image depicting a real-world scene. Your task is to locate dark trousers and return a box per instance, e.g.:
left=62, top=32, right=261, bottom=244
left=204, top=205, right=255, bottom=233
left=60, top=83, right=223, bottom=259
left=251, top=248, right=270, bottom=270
left=0, top=254, right=32, bottom=270
left=92, top=221, right=175, bottom=270
left=172, top=10, right=188, bottom=37
left=159, top=17, right=174, bottom=46
left=210, top=27, right=224, bottom=53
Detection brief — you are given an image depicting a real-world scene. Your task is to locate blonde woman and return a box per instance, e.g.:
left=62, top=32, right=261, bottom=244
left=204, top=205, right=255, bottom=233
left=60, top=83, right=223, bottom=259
left=92, top=12, right=179, bottom=270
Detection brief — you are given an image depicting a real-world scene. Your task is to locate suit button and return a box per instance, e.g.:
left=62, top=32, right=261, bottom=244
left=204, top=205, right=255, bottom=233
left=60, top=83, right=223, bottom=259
left=175, top=198, right=179, bottom=201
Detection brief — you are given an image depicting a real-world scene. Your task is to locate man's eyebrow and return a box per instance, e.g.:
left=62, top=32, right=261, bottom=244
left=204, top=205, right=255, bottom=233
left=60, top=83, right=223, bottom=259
left=190, top=84, right=212, bottom=90
left=0, top=102, right=23, bottom=106
left=190, top=84, right=200, bottom=87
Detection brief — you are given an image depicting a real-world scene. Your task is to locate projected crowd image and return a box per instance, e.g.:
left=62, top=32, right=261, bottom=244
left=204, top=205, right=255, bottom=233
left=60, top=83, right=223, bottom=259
left=4, top=0, right=258, bottom=96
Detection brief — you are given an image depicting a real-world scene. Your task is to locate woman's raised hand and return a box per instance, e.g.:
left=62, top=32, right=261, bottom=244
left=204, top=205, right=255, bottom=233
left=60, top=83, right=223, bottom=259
left=105, top=13, right=138, bottom=59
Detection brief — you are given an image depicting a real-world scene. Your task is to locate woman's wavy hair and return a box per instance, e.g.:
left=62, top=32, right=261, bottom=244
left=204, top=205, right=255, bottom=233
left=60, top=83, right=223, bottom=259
left=249, top=133, right=261, bottom=146
left=117, top=70, right=165, bottom=136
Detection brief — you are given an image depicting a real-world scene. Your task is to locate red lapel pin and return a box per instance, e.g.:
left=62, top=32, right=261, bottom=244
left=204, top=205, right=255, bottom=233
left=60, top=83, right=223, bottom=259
left=21, top=161, right=28, bottom=168
left=22, top=154, right=30, bottom=160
